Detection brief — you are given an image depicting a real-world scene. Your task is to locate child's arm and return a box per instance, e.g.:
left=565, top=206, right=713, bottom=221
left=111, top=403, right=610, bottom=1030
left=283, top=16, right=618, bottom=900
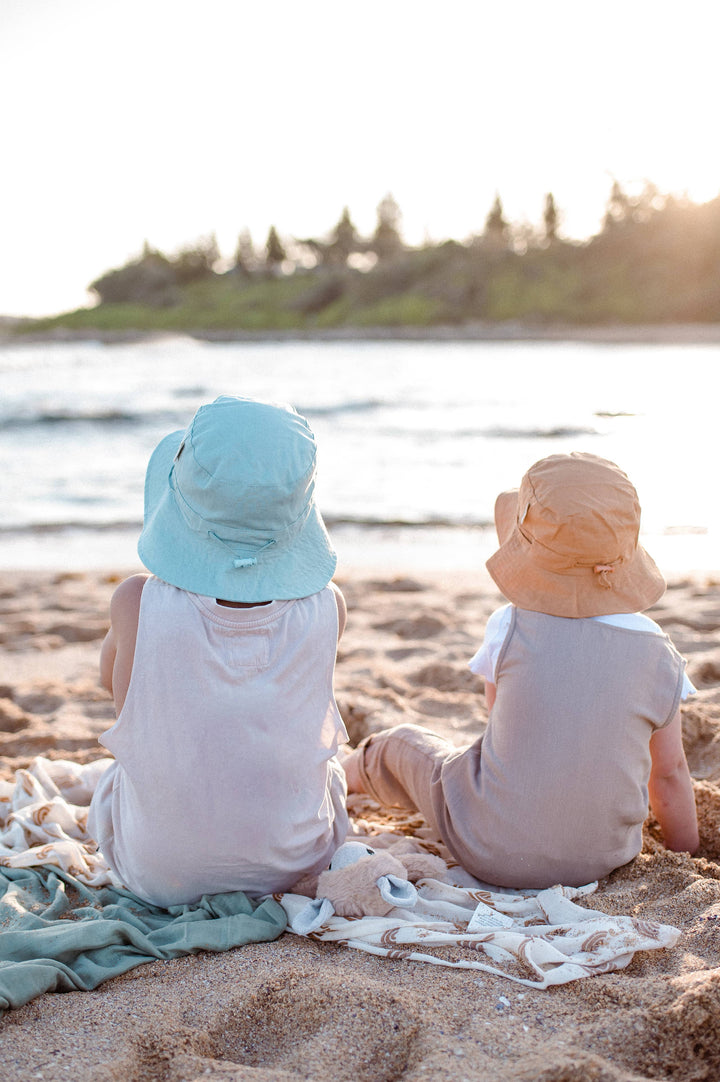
left=100, top=574, right=149, bottom=714
left=99, top=626, right=117, bottom=695
left=330, top=582, right=347, bottom=641
left=648, top=709, right=699, bottom=854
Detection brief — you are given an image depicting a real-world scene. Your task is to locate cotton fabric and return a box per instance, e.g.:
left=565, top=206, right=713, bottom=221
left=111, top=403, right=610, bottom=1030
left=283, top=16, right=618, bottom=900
left=358, top=609, right=686, bottom=888
left=0, top=757, right=679, bottom=1005
left=486, top=453, right=666, bottom=617
left=89, top=577, right=348, bottom=906
left=470, top=602, right=697, bottom=701
left=139, top=396, right=337, bottom=602
left=0, top=758, right=286, bottom=1012
left=281, top=878, right=681, bottom=989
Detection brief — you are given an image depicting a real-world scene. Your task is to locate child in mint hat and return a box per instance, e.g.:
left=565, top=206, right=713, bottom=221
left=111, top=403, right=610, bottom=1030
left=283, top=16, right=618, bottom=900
left=88, top=396, right=349, bottom=907
left=344, top=452, right=698, bottom=889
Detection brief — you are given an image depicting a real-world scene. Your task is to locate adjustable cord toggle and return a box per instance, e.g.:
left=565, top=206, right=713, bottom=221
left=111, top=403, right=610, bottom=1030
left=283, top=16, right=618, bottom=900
left=208, top=531, right=277, bottom=570
left=593, top=564, right=615, bottom=589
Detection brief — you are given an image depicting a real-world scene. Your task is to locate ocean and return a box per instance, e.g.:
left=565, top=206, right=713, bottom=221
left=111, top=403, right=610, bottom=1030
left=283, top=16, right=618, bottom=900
left=1, top=335, right=717, bottom=574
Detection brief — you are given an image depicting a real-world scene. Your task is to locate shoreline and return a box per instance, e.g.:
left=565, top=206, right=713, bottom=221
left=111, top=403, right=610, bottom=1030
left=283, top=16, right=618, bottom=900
left=4, top=319, right=720, bottom=347
left=2, top=522, right=718, bottom=583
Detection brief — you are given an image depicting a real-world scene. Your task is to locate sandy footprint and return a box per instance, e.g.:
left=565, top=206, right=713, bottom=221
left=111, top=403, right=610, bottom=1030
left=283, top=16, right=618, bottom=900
left=364, top=578, right=425, bottom=593
left=408, top=661, right=484, bottom=693
left=0, top=697, right=32, bottom=733
left=131, top=971, right=421, bottom=1082
left=373, top=614, right=448, bottom=640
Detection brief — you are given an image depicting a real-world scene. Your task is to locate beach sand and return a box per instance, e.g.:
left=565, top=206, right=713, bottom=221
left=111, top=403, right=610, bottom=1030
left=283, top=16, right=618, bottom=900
left=1, top=566, right=720, bottom=1081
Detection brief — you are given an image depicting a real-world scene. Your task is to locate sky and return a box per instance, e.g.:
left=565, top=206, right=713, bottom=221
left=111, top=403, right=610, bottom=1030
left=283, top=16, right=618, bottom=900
left=1, top=0, right=719, bottom=317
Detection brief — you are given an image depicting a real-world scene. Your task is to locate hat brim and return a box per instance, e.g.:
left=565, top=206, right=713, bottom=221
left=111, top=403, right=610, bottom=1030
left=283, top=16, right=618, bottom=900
left=138, top=430, right=337, bottom=602
left=486, top=526, right=666, bottom=618
left=494, top=489, right=519, bottom=546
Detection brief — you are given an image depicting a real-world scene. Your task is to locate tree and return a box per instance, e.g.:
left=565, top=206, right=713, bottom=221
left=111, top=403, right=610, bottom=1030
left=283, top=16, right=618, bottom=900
left=233, top=229, right=256, bottom=275
left=89, top=249, right=179, bottom=307
left=326, top=206, right=360, bottom=266
left=632, top=180, right=665, bottom=224
left=543, top=192, right=559, bottom=243
left=484, top=193, right=509, bottom=244
left=372, top=193, right=403, bottom=261
left=265, top=225, right=287, bottom=272
left=603, top=180, right=631, bottom=230
left=172, top=234, right=220, bottom=284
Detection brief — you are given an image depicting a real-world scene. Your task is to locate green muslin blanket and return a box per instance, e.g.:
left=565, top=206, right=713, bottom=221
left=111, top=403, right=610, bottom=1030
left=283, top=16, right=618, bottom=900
left=0, top=758, right=287, bottom=1011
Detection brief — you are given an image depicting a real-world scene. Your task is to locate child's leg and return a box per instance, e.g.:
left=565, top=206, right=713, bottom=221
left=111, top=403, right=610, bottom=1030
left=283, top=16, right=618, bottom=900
left=343, top=723, right=457, bottom=838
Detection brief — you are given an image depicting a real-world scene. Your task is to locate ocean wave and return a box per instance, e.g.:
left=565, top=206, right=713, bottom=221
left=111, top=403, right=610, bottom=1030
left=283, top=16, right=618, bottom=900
left=0, top=520, right=143, bottom=536
left=370, top=423, right=600, bottom=440
left=297, top=398, right=386, bottom=418
left=0, top=399, right=387, bottom=430
left=0, top=407, right=182, bottom=431
left=326, top=514, right=494, bottom=530
left=480, top=425, right=599, bottom=439
left=0, top=514, right=495, bottom=536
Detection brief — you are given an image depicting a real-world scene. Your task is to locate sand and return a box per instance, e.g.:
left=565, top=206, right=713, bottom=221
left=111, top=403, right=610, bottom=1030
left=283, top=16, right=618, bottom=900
left=1, top=565, right=720, bottom=1081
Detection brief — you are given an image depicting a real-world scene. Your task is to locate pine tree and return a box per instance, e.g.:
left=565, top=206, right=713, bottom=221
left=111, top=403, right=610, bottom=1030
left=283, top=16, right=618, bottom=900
left=326, top=206, right=359, bottom=265
left=372, top=193, right=403, bottom=261
left=603, top=180, right=631, bottom=230
left=543, top=192, right=559, bottom=243
left=233, top=229, right=256, bottom=274
left=265, top=226, right=286, bottom=272
left=484, top=194, right=508, bottom=244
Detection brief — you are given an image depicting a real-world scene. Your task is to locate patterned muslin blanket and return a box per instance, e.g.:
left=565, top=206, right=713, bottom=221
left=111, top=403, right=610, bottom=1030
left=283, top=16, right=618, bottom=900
left=0, top=756, right=681, bottom=1002
left=279, top=878, right=679, bottom=989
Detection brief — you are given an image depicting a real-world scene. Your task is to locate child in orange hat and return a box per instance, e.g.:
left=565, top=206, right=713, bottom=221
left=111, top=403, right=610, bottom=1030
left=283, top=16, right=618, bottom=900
left=344, top=452, right=698, bottom=888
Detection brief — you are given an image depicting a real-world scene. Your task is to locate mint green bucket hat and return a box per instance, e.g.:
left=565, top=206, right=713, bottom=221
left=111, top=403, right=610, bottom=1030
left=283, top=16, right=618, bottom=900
left=138, top=396, right=337, bottom=602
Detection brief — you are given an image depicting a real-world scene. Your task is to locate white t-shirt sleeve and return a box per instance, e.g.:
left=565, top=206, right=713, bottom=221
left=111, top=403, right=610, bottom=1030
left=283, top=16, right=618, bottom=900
left=468, top=603, right=513, bottom=683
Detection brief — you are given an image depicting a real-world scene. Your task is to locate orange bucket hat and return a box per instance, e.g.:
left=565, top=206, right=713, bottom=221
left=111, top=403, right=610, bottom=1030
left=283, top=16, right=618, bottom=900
left=486, top=452, right=665, bottom=618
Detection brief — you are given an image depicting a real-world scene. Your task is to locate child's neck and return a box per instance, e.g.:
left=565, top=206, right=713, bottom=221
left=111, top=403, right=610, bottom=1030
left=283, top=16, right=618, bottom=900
left=216, top=599, right=272, bottom=608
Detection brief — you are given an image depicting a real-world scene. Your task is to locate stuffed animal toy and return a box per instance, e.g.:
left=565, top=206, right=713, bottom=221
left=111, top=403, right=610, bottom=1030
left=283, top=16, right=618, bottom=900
left=317, top=840, right=447, bottom=918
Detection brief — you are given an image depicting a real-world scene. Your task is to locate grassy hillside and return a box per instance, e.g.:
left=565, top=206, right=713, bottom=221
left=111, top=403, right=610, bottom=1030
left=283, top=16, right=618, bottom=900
left=19, top=193, right=720, bottom=335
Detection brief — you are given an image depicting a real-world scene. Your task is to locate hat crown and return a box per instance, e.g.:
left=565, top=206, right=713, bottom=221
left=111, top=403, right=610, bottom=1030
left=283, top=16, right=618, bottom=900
left=138, top=395, right=336, bottom=602
left=172, top=397, right=316, bottom=538
left=519, top=453, right=641, bottom=568
left=486, top=452, right=664, bottom=618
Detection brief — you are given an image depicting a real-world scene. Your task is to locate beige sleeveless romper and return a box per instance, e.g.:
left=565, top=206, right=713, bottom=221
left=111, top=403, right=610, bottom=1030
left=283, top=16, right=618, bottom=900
left=89, top=577, right=348, bottom=905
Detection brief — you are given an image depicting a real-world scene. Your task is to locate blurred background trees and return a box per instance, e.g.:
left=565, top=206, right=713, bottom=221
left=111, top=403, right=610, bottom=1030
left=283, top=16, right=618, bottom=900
left=85, top=182, right=720, bottom=327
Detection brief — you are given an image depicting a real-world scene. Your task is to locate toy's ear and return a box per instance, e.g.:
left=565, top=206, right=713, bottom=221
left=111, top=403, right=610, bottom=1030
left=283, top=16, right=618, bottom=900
left=329, top=841, right=377, bottom=871
left=318, top=851, right=406, bottom=918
